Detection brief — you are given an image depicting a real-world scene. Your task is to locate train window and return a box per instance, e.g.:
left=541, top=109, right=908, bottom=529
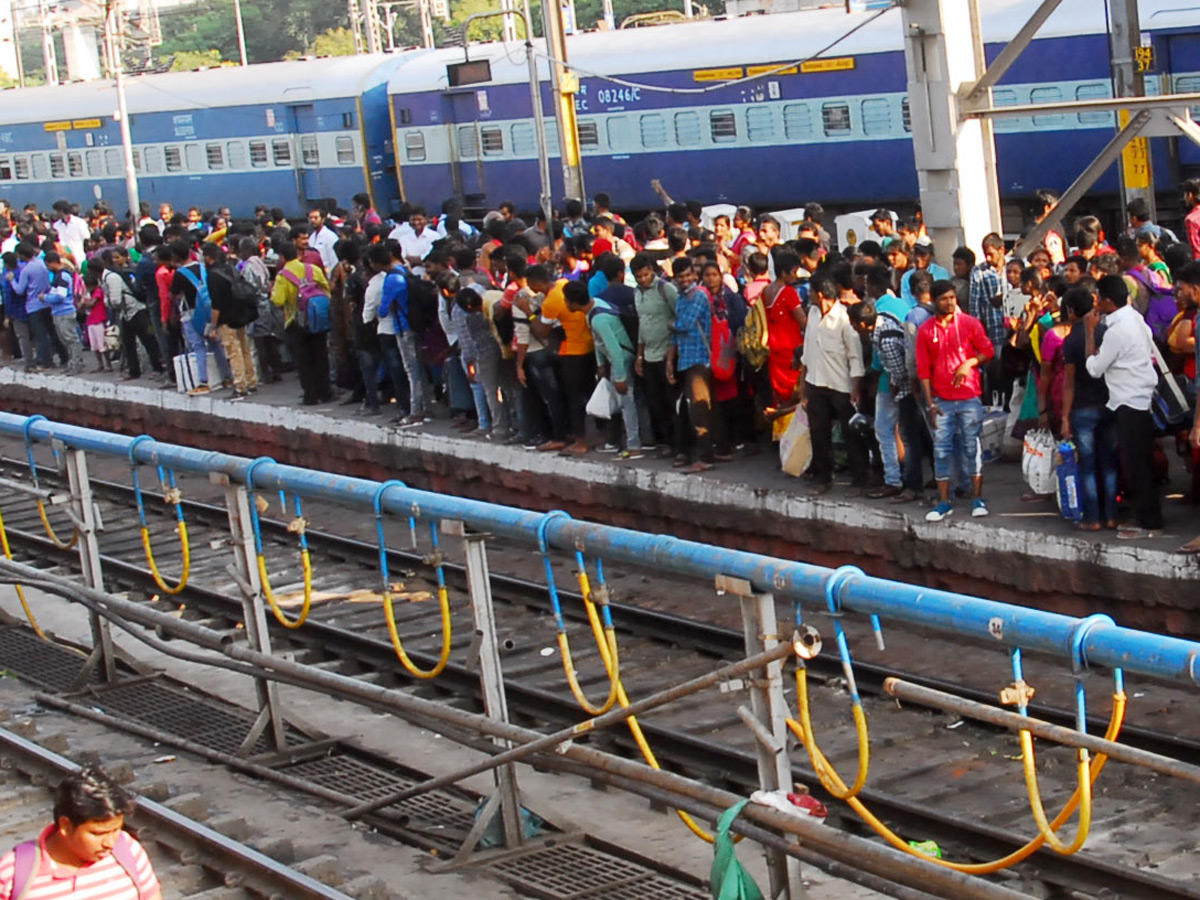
left=578, top=120, right=599, bottom=147
left=606, top=116, right=630, bottom=151
left=249, top=140, right=268, bottom=167
left=1029, top=86, right=1064, bottom=128
left=860, top=98, right=891, bottom=136
left=86, top=150, right=102, bottom=175
left=342, top=111, right=355, bottom=129
left=272, top=138, right=292, bottom=166
left=710, top=109, right=737, bottom=143
left=184, top=143, right=203, bottom=171
left=674, top=111, right=701, bottom=147
left=105, top=149, right=122, bottom=176
left=143, top=146, right=162, bottom=174
left=336, top=136, right=355, bottom=164
left=1177, top=76, right=1200, bottom=118
left=68, top=152, right=83, bottom=177
left=480, top=126, right=504, bottom=156
left=782, top=104, right=813, bottom=140
left=131, top=150, right=141, bottom=173
left=821, top=102, right=852, bottom=136
left=300, top=135, right=319, bottom=166
left=13, top=157, right=28, bottom=180
left=901, top=97, right=911, bottom=133
left=640, top=114, right=667, bottom=149
left=206, top=143, right=224, bottom=170
left=49, top=154, right=65, bottom=179
left=457, top=125, right=477, bottom=160
left=404, top=132, right=426, bottom=162
left=398, top=108, right=412, bottom=125
left=165, top=146, right=182, bottom=172
left=510, top=123, right=535, bottom=155
left=0, top=159, right=10, bottom=181
left=991, top=88, right=1019, bottom=133
left=32, top=155, right=48, bottom=180
left=227, top=142, right=247, bottom=169
left=1074, top=83, right=1111, bottom=126
left=746, top=106, right=776, bottom=143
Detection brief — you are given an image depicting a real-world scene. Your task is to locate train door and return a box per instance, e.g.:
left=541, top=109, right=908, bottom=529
left=289, top=104, right=324, bottom=204
left=442, top=91, right=486, bottom=205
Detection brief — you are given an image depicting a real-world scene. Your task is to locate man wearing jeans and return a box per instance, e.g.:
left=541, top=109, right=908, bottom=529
left=1084, top=275, right=1161, bottom=538
left=917, top=280, right=994, bottom=522
left=379, top=251, right=430, bottom=426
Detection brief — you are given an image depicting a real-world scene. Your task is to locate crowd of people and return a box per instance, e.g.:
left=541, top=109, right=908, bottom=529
left=1, top=184, right=1198, bottom=545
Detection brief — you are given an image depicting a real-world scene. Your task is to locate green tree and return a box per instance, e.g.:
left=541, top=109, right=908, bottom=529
left=169, top=48, right=228, bottom=70
left=307, top=26, right=358, bottom=56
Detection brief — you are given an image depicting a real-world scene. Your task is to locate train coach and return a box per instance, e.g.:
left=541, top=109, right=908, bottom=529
left=387, top=0, right=1200, bottom=217
left=0, top=54, right=411, bottom=218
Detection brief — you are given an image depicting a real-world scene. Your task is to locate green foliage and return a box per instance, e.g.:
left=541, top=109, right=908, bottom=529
left=169, top=48, right=228, bottom=70
left=308, top=26, right=358, bottom=57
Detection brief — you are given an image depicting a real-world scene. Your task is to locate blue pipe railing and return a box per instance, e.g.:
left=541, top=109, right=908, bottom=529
left=5, top=412, right=1198, bottom=687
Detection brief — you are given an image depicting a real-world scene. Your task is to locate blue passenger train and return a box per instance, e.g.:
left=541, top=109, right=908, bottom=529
left=0, top=0, right=1195, bottom=219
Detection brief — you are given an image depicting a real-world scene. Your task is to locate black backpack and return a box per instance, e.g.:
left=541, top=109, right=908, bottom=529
left=405, top=275, right=441, bottom=334
left=211, top=266, right=260, bottom=328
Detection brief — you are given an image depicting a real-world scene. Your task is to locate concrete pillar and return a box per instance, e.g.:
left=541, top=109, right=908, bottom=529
left=901, top=0, right=1001, bottom=263
left=1109, top=0, right=1155, bottom=221
left=0, top=0, right=19, bottom=83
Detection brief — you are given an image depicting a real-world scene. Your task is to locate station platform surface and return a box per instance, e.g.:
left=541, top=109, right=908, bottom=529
left=2, top=363, right=1197, bottom=632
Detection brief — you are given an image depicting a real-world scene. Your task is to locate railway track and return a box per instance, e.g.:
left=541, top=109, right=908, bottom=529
left=2, top=456, right=1199, bottom=899
left=0, top=718, right=359, bottom=900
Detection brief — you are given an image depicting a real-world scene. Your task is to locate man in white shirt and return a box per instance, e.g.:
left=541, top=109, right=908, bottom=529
left=306, top=208, right=340, bottom=273
left=393, top=207, right=436, bottom=268
left=798, top=272, right=867, bottom=496
left=1084, top=274, right=1161, bottom=537
left=51, top=200, right=90, bottom=267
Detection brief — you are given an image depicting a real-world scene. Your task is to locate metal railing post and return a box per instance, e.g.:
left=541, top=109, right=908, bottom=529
left=63, top=445, right=116, bottom=684
left=213, top=473, right=288, bottom=753
left=448, top=519, right=524, bottom=852
left=721, top=575, right=803, bottom=900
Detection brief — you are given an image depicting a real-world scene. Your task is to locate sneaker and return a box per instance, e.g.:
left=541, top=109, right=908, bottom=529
left=925, top=501, right=954, bottom=523
left=187, top=384, right=211, bottom=396
left=229, top=390, right=247, bottom=402
left=597, top=443, right=620, bottom=453
left=971, top=498, right=989, bottom=518
left=617, top=448, right=645, bottom=460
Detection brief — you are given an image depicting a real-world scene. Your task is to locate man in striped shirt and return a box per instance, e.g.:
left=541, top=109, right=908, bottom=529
left=0, top=767, right=161, bottom=900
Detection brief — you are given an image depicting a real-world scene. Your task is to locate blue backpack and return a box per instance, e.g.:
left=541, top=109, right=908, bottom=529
left=177, top=264, right=212, bottom=329
left=279, top=263, right=331, bottom=334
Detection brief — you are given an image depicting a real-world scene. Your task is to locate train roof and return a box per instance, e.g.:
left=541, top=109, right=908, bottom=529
left=386, top=0, right=1198, bottom=94
left=0, top=53, right=420, bottom=124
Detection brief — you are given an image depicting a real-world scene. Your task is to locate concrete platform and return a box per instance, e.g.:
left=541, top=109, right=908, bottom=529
left=2, top=365, right=1198, bottom=633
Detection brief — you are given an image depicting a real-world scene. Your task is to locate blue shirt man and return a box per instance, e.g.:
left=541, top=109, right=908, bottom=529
left=10, top=251, right=49, bottom=314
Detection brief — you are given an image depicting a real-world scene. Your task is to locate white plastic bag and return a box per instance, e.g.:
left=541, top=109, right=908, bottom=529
left=778, top=409, right=812, bottom=477
left=1021, top=428, right=1057, bottom=495
left=586, top=377, right=620, bottom=419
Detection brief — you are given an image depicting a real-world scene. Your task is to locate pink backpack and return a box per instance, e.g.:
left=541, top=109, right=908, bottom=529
left=10, top=831, right=143, bottom=900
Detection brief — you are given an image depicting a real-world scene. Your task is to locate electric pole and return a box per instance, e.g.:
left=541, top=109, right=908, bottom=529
left=542, top=0, right=584, bottom=203
left=38, top=0, right=57, bottom=85
left=1109, top=0, right=1155, bottom=222
left=103, top=0, right=139, bottom=228
left=232, top=0, right=248, bottom=65
left=364, top=0, right=381, bottom=53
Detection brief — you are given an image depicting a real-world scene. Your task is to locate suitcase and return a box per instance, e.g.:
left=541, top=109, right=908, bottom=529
left=173, top=352, right=219, bottom=393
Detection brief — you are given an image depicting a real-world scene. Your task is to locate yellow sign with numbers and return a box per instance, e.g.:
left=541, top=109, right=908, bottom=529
left=1118, top=109, right=1151, bottom=190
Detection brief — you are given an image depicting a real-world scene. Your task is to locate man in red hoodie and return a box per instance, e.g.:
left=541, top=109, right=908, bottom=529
left=917, top=279, right=994, bottom=522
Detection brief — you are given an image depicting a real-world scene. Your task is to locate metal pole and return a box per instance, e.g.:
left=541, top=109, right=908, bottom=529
left=600, top=0, right=614, bottom=29
left=63, top=448, right=116, bottom=683
left=347, top=0, right=364, bottom=55
left=542, top=0, right=584, bottom=203
left=884, top=678, right=1200, bottom=784
left=215, top=474, right=288, bottom=752
left=232, top=0, right=249, bottom=66
left=104, top=0, right=139, bottom=228
left=13, top=9, right=24, bottom=88
left=735, top=583, right=803, bottom=900
left=1109, top=0, right=1155, bottom=223
left=343, top=639, right=797, bottom=819
left=518, top=0, right=554, bottom=230
left=417, top=0, right=432, bottom=50
left=37, top=0, right=56, bottom=85
left=457, top=524, right=523, bottom=849
left=364, top=0, right=382, bottom=54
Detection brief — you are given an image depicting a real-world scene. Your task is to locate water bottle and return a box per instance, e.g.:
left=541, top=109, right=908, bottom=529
left=1056, top=440, right=1083, bottom=523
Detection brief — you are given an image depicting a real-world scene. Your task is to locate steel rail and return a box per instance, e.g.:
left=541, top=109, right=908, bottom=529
left=0, top=724, right=357, bottom=900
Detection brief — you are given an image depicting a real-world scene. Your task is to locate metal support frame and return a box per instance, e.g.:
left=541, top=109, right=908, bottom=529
left=451, top=520, right=523, bottom=853
left=542, top=0, right=585, bottom=202
left=961, top=0, right=1063, bottom=105
left=63, top=447, right=115, bottom=684
left=1109, top=0, right=1155, bottom=220
left=213, top=473, right=288, bottom=753
left=721, top=575, right=802, bottom=900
